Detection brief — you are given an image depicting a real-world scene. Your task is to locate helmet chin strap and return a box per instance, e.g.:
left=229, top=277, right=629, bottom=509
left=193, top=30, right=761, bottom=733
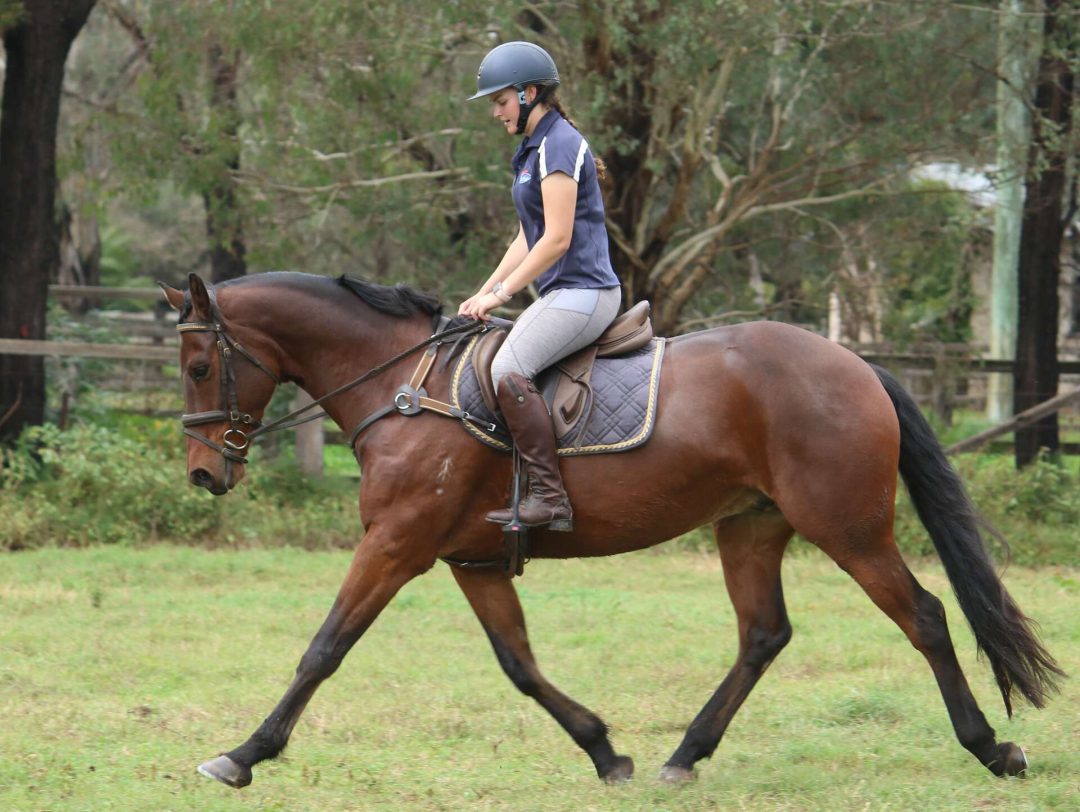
left=516, top=85, right=553, bottom=135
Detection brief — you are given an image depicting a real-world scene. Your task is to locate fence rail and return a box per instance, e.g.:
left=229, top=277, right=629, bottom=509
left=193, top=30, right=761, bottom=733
left=2, top=286, right=177, bottom=360
left=48, top=284, right=167, bottom=301
left=0, top=338, right=175, bottom=362
left=856, top=350, right=1080, bottom=376
left=9, top=337, right=1079, bottom=372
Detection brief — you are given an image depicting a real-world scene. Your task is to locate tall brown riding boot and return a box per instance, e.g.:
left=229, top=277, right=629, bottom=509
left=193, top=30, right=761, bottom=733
left=485, top=372, right=573, bottom=531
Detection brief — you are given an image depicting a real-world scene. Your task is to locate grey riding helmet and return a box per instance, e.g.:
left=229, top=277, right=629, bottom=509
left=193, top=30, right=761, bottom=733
left=468, top=41, right=560, bottom=134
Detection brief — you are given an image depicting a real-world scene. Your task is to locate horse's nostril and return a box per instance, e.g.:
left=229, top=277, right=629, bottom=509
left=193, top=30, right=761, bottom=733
left=190, top=468, right=214, bottom=489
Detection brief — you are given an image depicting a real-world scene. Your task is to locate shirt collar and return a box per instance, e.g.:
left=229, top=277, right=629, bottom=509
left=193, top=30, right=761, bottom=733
left=511, top=109, right=561, bottom=170
left=526, top=108, right=561, bottom=144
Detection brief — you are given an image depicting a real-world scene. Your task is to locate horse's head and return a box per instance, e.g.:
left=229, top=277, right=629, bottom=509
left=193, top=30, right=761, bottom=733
left=160, top=273, right=281, bottom=495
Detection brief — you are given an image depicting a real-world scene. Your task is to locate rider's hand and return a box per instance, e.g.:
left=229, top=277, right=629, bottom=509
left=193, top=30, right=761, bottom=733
left=457, top=294, right=481, bottom=317
left=459, top=292, right=501, bottom=321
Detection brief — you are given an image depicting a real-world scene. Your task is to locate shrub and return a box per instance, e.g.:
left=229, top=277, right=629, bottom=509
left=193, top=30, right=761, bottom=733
left=0, top=421, right=358, bottom=550
left=0, top=423, right=221, bottom=548
left=2, top=418, right=1076, bottom=565
left=893, top=451, right=1078, bottom=566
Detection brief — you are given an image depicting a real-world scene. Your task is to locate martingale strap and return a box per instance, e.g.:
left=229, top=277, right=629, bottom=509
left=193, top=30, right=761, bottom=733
left=346, top=336, right=499, bottom=449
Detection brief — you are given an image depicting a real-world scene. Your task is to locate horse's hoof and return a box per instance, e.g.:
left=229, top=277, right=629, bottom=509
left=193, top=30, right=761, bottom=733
left=601, top=755, right=635, bottom=783
left=197, top=755, right=252, bottom=788
left=658, top=764, right=696, bottom=784
left=992, top=742, right=1029, bottom=777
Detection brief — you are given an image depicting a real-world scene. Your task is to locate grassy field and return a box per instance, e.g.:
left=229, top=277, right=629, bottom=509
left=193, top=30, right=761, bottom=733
left=0, top=545, right=1075, bottom=812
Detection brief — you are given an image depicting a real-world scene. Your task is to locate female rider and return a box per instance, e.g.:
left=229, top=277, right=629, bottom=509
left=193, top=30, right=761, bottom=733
left=459, top=41, right=621, bottom=532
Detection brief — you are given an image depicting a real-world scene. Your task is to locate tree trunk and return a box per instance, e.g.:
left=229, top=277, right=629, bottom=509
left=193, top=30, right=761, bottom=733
left=203, top=41, right=246, bottom=283
left=1013, top=0, right=1075, bottom=468
left=57, top=205, right=101, bottom=314
left=581, top=10, right=660, bottom=311
left=0, top=0, right=96, bottom=442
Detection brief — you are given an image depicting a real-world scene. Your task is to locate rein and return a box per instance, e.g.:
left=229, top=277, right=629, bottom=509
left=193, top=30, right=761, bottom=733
left=177, top=297, right=486, bottom=469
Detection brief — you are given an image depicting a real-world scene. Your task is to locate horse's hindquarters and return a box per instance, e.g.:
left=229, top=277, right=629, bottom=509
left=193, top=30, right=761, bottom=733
left=525, top=324, right=901, bottom=558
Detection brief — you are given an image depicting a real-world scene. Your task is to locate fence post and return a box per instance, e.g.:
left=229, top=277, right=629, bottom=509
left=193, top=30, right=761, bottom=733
left=930, top=343, right=955, bottom=427
left=293, top=390, right=324, bottom=478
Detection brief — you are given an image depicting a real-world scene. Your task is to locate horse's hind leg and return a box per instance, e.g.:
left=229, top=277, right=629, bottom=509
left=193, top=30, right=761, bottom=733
left=450, top=565, right=634, bottom=783
left=661, top=510, right=795, bottom=782
left=816, top=528, right=1028, bottom=776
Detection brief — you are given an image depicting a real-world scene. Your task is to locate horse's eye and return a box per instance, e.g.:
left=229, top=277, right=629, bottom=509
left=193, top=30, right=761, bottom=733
left=190, top=364, right=211, bottom=382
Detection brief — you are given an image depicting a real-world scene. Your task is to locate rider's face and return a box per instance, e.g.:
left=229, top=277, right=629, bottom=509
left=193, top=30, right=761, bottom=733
left=490, top=87, right=534, bottom=135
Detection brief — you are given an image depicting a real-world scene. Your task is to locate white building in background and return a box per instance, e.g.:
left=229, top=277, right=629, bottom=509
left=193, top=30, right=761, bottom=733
left=865, top=162, right=1079, bottom=354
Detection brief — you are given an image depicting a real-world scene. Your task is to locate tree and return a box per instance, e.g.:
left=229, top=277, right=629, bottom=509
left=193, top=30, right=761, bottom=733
left=1013, top=0, right=1077, bottom=468
left=54, top=1, right=1010, bottom=345
left=202, top=37, right=246, bottom=282
left=0, top=0, right=96, bottom=442
left=84, top=1, right=499, bottom=293
left=98, top=1, right=248, bottom=283
left=564, top=1, right=1001, bottom=334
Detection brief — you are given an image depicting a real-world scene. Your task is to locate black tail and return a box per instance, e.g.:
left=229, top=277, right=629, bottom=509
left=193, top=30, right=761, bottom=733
left=871, top=364, right=1064, bottom=716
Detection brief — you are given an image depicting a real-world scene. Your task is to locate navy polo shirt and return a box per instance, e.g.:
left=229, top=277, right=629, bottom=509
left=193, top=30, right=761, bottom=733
left=510, top=110, right=619, bottom=296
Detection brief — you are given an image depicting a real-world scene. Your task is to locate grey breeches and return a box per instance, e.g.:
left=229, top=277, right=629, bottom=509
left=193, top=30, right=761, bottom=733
left=491, top=286, right=622, bottom=393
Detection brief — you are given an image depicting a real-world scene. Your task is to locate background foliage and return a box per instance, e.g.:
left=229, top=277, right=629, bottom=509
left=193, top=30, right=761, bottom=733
left=52, top=0, right=1032, bottom=336
left=0, top=418, right=358, bottom=550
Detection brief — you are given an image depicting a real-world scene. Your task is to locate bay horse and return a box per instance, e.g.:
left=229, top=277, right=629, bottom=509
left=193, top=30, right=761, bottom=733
left=159, top=271, right=1061, bottom=788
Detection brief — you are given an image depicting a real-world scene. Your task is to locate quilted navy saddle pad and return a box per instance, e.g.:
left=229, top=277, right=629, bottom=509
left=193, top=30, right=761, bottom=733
left=450, top=336, right=666, bottom=456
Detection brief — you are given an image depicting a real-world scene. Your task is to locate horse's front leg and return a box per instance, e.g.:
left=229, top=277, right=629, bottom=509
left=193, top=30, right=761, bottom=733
left=197, top=530, right=435, bottom=788
left=451, top=565, right=634, bottom=782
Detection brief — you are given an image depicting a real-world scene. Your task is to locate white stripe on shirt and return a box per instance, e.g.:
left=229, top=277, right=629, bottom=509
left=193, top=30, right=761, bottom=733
left=573, top=138, right=589, bottom=182
left=538, top=136, right=549, bottom=179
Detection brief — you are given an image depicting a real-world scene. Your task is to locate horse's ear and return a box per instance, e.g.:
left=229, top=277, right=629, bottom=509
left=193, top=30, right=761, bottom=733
left=188, top=273, right=212, bottom=321
left=157, top=281, right=185, bottom=312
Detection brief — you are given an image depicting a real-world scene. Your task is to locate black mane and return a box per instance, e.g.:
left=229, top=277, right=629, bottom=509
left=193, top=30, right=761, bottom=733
left=337, top=274, right=442, bottom=318
left=177, top=271, right=443, bottom=321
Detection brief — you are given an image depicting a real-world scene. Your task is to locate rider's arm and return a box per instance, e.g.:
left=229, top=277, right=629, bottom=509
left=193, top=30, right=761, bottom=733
left=499, top=172, right=576, bottom=296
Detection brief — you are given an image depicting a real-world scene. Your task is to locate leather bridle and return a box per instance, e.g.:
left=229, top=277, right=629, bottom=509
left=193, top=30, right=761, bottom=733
left=175, top=293, right=487, bottom=481
left=177, top=292, right=281, bottom=483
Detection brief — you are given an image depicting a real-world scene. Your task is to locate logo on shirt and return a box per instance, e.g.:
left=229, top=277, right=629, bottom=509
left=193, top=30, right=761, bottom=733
left=517, top=169, right=532, bottom=185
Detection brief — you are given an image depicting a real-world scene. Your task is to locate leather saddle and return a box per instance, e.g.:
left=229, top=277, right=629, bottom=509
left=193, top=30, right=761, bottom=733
left=471, top=300, right=654, bottom=439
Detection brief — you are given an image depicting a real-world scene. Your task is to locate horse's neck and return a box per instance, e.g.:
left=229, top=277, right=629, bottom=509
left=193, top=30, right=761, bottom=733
left=271, top=305, right=432, bottom=429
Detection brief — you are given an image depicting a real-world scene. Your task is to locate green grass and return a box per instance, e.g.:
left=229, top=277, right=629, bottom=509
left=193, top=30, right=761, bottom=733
left=0, top=546, right=1075, bottom=811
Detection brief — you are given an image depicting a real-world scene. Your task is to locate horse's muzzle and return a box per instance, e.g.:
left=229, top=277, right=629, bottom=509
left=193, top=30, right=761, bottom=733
left=190, top=467, right=230, bottom=495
